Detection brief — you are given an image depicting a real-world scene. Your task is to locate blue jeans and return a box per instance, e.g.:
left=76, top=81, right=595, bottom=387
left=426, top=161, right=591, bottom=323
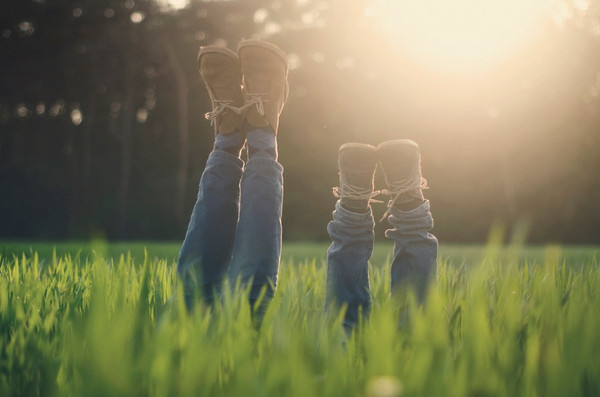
left=326, top=200, right=438, bottom=328
left=177, top=149, right=284, bottom=310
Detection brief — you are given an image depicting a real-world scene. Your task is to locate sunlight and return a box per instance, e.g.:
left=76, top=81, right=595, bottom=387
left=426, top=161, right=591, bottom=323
left=369, top=0, right=553, bottom=72
left=156, top=0, right=189, bottom=10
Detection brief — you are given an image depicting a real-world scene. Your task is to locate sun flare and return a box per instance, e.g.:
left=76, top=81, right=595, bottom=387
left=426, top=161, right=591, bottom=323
left=369, top=0, right=553, bottom=71
left=157, top=0, right=189, bottom=10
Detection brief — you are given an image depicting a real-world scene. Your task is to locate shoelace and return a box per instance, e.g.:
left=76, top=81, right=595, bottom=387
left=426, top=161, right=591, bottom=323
left=236, top=93, right=268, bottom=116
left=207, top=94, right=269, bottom=127
left=204, top=100, right=241, bottom=126
left=379, top=173, right=428, bottom=222
left=332, top=172, right=383, bottom=204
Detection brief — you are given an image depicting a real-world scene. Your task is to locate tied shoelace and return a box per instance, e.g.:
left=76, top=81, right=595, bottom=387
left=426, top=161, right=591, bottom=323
left=332, top=172, right=383, bottom=205
left=205, top=94, right=269, bottom=126
left=379, top=172, right=428, bottom=222
left=332, top=185, right=383, bottom=203
left=236, top=93, right=268, bottom=116
left=204, top=100, right=241, bottom=126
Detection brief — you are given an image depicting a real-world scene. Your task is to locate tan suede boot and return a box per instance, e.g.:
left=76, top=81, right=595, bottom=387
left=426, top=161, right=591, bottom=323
left=333, top=143, right=380, bottom=212
left=237, top=40, right=288, bottom=134
left=197, top=46, right=244, bottom=135
left=377, top=139, right=428, bottom=220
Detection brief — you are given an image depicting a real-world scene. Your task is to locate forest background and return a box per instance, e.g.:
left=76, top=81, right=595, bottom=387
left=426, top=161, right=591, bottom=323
left=1, top=0, right=599, bottom=243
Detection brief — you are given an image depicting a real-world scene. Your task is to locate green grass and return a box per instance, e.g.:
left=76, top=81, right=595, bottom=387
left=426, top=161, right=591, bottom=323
left=0, top=242, right=599, bottom=396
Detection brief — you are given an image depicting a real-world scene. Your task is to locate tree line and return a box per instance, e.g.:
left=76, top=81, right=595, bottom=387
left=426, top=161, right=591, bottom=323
left=1, top=0, right=599, bottom=243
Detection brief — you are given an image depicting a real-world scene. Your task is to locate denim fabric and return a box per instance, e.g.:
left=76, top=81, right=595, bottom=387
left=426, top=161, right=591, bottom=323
left=326, top=200, right=437, bottom=328
left=178, top=150, right=243, bottom=306
left=177, top=149, right=283, bottom=309
left=326, top=202, right=375, bottom=329
left=386, top=200, right=438, bottom=302
left=228, top=156, right=283, bottom=308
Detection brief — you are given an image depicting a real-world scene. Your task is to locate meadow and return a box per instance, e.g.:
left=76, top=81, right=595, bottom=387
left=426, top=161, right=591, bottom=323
left=0, top=241, right=598, bottom=396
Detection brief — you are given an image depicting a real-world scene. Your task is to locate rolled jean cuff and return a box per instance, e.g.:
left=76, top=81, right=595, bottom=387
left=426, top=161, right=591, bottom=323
left=207, top=149, right=245, bottom=169
left=332, top=200, right=374, bottom=226
left=387, top=199, right=433, bottom=226
left=245, top=156, right=284, bottom=175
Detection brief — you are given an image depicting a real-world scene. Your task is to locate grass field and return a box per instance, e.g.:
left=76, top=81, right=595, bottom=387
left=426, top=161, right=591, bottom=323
left=0, top=241, right=598, bottom=396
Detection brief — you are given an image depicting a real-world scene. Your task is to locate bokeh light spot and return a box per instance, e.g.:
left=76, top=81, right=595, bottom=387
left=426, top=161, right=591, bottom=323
left=19, top=21, right=35, bottom=36
left=130, top=12, right=145, bottom=24
left=136, top=108, right=149, bottom=123
left=254, top=8, right=269, bottom=24
left=301, top=12, right=316, bottom=26
left=573, top=0, right=591, bottom=12
left=157, top=0, right=188, bottom=10
left=264, top=22, right=282, bottom=35
left=110, top=101, right=121, bottom=113
left=366, top=376, right=404, bottom=397
left=145, top=88, right=157, bottom=109
left=50, top=100, right=65, bottom=117
left=16, top=104, right=29, bottom=118
left=146, top=98, right=156, bottom=110
left=145, top=66, right=158, bottom=79
left=71, top=108, right=83, bottom=126
left=213, top=38, right=227, bottom=48
left=195, top=30, right=206, bottom=41
left=287, top=53, right=302, bottom=70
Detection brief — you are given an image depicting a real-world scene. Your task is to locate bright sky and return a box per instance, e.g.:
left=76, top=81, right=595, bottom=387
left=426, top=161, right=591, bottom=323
left=369, top=0, right=553, bottom=72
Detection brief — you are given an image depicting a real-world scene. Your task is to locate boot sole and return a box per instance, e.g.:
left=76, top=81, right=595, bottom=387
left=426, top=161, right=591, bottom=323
left=197, top=46, right=239, bottom=71
left=339, top=142, right=377, bottom=153
left=376, top=139, right=419, bottom=151
left=237, top=40, right=288, bottom=68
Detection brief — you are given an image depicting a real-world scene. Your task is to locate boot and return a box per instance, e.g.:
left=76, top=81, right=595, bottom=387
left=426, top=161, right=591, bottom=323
left=197, top=46, right=244, bottom=134
left=333, top=143, right=379, bottom=212
left=377, top=139, right=427, bottom=219
left=237, top=40, right=288, bottom=134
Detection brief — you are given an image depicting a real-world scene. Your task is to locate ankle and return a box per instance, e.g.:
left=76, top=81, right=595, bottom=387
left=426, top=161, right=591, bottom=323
left=393, top=196, right=425, bottom=211
left=341, top=201, right=370, bottom=214
left=246, top=127, right=277, bottom=160
left=214, top=131, right=245, bottom=157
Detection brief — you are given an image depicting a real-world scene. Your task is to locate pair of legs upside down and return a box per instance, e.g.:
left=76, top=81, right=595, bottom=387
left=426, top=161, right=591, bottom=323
left=177, top=41, right=437, bottom=329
